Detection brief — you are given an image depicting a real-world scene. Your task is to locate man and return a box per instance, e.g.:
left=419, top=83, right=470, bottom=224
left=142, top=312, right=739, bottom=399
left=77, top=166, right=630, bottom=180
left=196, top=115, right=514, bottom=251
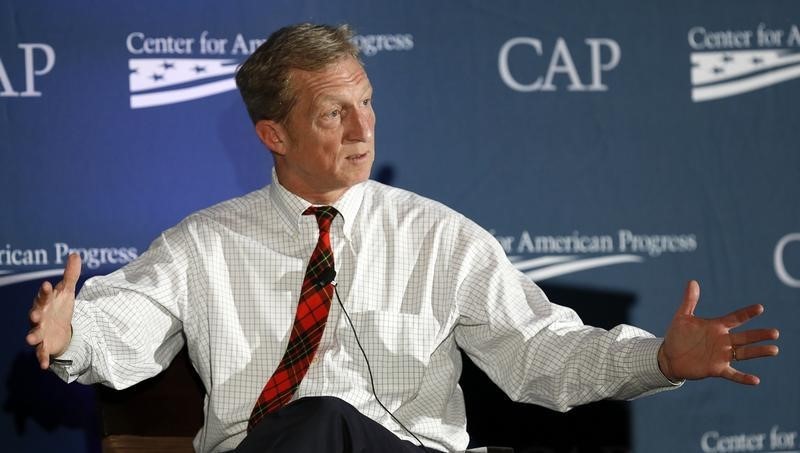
left=26, top=23, right=779, bottom=453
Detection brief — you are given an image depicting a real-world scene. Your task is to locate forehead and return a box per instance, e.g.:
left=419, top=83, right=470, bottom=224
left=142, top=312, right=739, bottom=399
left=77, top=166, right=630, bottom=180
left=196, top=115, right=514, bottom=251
left=290, top=57, right=371, bottom=105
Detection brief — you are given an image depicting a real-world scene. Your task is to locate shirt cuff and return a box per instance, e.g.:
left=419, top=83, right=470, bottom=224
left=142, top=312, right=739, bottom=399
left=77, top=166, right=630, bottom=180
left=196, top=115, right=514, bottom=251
left=630, top=337, right=684, bottom=389
left=49, top=314, right=92, bottom=383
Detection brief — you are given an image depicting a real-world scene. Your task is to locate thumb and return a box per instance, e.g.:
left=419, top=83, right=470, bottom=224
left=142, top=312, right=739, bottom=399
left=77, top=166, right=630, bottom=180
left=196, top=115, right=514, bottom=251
left=62, top=253, right=82, bottom=293
left=677, top=280, right=700, bottom=317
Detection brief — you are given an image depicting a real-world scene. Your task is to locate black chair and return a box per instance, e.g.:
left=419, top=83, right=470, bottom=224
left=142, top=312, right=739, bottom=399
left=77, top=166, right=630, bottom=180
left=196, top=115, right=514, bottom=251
left=95, top=346, right=203, bottom=452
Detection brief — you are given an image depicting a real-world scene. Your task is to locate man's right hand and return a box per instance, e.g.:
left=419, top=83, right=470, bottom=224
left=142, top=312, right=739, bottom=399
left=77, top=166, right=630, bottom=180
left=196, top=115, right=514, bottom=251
left=26, top=253, right=81, bottom=369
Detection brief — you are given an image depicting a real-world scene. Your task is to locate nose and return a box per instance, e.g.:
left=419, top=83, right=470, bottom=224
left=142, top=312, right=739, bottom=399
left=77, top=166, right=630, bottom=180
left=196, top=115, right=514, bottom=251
left=344, top=106, right=374, bottom=143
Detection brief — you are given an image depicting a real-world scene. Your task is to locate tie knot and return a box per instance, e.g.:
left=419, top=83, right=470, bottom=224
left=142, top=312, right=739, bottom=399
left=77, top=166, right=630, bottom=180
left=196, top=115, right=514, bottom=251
left=303, top=206, right=338, bottom=232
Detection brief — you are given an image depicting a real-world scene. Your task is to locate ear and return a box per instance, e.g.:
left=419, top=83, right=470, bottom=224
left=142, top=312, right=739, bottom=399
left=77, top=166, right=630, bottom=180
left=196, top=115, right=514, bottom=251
left=255, top=120, right=289, bottom=155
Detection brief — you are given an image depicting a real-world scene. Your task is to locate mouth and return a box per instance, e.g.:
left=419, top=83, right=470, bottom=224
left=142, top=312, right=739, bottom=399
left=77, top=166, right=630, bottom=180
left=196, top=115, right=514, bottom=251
left=346, top=151, right=370, bottom=162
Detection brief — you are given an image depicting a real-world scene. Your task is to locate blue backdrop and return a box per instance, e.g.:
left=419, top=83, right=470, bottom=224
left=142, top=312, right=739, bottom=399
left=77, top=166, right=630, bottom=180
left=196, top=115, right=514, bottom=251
left=2, top=1, right=798, bottom=452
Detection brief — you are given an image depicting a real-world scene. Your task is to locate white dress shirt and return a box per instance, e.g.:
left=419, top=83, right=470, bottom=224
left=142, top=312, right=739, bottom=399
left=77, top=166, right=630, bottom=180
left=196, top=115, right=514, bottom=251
left=54, top=171, right=677, bottom=452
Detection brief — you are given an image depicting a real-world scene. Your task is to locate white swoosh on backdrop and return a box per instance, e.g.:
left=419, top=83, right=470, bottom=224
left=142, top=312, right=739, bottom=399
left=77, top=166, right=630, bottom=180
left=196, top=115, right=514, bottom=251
left=0, top=269, right=64, bottom=287
left=511, top=254, right=644, bottom=281
left=693, top=63, right=800, bottom=101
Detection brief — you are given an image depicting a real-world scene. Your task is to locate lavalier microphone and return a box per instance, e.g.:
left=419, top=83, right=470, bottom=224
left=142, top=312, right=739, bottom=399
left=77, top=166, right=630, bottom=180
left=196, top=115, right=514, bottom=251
left=316, top=267, right=337, bottom=287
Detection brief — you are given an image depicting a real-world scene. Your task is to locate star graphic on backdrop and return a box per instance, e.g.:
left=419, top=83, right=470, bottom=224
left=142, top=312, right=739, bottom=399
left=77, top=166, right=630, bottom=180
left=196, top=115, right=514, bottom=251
left=722, top=53, right=734, bottom=63
left=129, top=57, right=243, bottom=108
left=712, top=66, right=724, bottom=74
left=752, top=57, right=764, bottom=65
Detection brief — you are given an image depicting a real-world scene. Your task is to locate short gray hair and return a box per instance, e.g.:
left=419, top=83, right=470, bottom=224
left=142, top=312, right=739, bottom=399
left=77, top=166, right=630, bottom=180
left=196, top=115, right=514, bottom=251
left=235, top=23, right=361, bottom=124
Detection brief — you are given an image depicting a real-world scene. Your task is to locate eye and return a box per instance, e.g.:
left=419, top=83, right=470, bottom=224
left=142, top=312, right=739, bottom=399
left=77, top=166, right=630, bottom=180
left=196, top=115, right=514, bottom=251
left=325, top=109, right=341, bottom=119
left=361, top=98, right=371, bottom=107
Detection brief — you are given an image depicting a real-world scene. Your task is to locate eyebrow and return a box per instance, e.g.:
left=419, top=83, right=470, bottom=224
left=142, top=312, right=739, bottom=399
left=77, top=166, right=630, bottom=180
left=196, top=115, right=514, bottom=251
left=313, top=84, right=373, bottom=107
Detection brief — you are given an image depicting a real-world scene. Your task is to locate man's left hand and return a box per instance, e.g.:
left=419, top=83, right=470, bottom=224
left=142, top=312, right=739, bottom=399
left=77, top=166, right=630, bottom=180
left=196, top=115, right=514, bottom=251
left=657, top=280, right=779, bottom=385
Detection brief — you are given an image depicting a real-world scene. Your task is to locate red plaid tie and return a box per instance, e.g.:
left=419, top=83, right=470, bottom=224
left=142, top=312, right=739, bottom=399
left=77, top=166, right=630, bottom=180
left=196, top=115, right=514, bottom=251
left=247, top=205, right=338, bottom=431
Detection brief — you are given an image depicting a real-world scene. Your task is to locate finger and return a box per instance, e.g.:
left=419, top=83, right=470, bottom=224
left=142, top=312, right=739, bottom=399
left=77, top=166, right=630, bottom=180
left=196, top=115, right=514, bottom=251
left=62, top=253, right=82, bottom=293
left=677, top=280, right=700, bottom=317
left=36, top=283, right=47, bottom=299
left=26, top=328, right=43, bottom=346
left=730, top=328, right=780, bottom=346
left=36, top=281, right=53, bottom=304
left=721, top=304, right=764, bottom=329
left=720, top=366, right=760, bottom=385
left=35, top=344, right=50, bottom=370
left=29, top=307, right=41, bottom=323
left=733, top=344, right=779, bottom=361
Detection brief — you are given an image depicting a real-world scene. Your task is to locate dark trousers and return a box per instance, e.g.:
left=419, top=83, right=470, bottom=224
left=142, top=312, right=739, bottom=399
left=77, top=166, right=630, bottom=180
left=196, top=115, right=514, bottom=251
left=234, top=396, right=440, bottom=453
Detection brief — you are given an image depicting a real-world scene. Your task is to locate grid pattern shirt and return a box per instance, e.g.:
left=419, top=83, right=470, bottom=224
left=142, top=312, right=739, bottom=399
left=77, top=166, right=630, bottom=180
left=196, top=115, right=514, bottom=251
left=54, top=173, right=678, bottom=452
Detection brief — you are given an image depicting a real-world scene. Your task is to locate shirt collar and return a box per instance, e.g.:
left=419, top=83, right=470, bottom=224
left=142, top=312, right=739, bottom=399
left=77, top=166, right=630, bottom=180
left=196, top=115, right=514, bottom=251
left=268, top=167, right=364, bottom=241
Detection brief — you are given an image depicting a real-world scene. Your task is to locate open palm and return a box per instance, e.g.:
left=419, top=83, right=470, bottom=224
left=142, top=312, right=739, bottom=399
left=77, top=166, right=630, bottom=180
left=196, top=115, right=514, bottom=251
left=659, top=281, right=779, bottom=385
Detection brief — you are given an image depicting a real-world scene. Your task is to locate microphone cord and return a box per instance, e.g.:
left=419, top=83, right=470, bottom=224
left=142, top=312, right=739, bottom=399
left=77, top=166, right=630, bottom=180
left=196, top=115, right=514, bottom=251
left=330, top=282, right=437, bottom=453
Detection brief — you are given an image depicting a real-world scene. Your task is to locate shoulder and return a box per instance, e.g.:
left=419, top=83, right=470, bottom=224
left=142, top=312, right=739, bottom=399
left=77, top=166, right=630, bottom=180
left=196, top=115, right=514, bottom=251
left=161, top=186, right=273, bottom=243
left=361, top=180, right=463, bottom=222
left=189, top=186, right=270, bottom=222
left=184, top=186, right=270, bottom=225
left=360, top=180, right=458, bottom=216
left=359, top=180, right=495, bottom=243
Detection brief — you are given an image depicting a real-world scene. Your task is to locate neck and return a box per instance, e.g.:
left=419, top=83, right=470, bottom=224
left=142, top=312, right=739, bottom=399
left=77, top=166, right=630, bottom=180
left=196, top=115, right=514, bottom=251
left=274, top=168, right=347, bottom=205
left=299, top=190, right=345, bottom=206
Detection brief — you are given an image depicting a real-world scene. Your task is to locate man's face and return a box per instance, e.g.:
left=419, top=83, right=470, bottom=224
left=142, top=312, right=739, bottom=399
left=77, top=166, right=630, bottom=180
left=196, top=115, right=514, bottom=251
left=264, top=56, right=375, bottom=203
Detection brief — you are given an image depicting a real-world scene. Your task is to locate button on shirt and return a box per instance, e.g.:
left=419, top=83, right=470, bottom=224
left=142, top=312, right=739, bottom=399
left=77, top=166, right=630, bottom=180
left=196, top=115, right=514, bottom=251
left=54, top=172, right=677, bottom=452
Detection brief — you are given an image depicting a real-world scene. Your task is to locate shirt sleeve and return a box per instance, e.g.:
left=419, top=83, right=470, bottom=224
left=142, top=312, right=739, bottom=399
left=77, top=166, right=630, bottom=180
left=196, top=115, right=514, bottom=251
left=51, top=222, right=194, bottom=389
left=450, top=219, right=680, bottom=412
